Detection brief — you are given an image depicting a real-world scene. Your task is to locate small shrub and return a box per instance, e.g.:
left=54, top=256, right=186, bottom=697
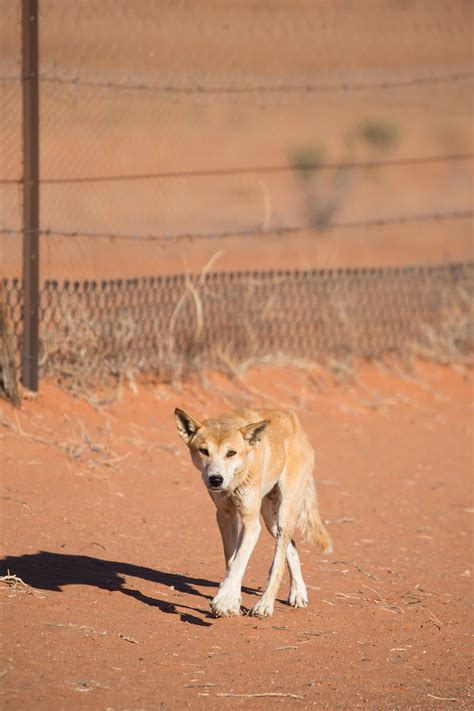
left=357, top=119, right=400, bottom=151
left=289, top=145, right=325, bottom=180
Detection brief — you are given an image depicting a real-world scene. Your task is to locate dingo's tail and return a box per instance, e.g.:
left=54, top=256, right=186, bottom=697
left=297, top=476, right=333, bottom=554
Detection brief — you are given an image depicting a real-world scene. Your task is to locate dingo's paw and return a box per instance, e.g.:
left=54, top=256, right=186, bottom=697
left=210, top=586, right=241, bottom=617
left=249, top=598, right=274, bottom=618
left=288, top=584, right=308, bottom=608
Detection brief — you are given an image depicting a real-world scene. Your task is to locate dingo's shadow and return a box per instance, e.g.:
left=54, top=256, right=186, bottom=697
left=0, top=551, right=258, bottom=627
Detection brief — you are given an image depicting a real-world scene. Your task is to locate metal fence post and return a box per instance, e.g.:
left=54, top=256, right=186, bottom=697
left=21, top=0, right=40, bottom=391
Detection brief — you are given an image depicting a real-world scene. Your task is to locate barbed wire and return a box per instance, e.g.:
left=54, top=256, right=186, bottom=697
left=2, top=70, right=472, bottom=92
left=38, top=70, right=474, bottom=94
left=1, top=209, right=471, bottom=243
left=1, top=153, right=472, bottom=186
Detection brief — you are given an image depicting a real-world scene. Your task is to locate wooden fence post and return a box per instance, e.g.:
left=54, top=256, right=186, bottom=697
left=21, top=0, right=40, bottom=391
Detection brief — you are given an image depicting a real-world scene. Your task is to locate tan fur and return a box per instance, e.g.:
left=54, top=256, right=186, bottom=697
left=175, top=406, right=332, bottom=618
left=297, top=476, right=333, bottom=552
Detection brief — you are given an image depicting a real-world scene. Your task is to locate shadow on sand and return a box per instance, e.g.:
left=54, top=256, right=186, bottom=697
left=0, top=550, right=259, bottom=627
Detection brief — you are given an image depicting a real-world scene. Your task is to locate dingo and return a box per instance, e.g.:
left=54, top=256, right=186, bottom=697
left=174, top=407, right=332, bottom=618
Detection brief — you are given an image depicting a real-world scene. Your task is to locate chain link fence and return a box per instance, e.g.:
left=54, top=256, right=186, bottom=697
left=3, top=262, right=473, bottom=385
left=2, top=1, right=473, bottom=280
left=1, top=2, right=473, bottom=389
left=0, top=1, right=22, bottom=274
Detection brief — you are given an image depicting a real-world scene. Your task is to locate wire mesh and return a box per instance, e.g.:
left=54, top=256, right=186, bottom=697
left=0, top=1, right=22, bottom=277
left=1, top=2, right=473, bottom=386
left=31, top=0, right=474, bottom=281
left=3, top=262, right=473, bottom=384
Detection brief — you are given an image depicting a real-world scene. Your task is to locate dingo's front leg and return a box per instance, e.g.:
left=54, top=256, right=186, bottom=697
left=210, top=512, right=261, bottom=617
left=215, top=504, right=239, bottom=570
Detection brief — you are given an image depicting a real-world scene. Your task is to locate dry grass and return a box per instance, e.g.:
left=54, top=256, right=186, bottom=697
left=29, top=269, right=473, bottom=395
left=0, top=407, right=127, bottom=469
left=0, top=280, right=20, bottom=406
left=410, top=288, right=473, bottom=366
left=0, top=572, right=28, bottom=589
left=40, top=308, right=138, bottom=387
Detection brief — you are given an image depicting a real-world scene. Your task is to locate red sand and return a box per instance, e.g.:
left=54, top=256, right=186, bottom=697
left=1, top=362, right=472, bottom=709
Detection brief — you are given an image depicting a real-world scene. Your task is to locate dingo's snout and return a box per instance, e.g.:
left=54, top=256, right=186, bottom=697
left=208, top=474, right=224, bottom=489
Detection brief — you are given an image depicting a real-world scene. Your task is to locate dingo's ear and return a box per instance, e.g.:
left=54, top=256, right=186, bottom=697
left=240, top=420, right=270, bottom=446
left=175, top=408, right=202, bottom=445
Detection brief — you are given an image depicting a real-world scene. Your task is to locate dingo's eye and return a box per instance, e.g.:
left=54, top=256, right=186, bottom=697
left=199, top=447, right=209, bottom=456
left=226, top=450, right=237, bottom=458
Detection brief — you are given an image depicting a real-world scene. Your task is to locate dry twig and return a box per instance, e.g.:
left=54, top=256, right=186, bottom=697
left=0, top=572, right=28, bottom=588
left=216, top=692, right=304, bottom=699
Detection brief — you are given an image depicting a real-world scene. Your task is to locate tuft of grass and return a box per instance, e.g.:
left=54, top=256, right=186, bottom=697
left=410, top=287, right=473, bottom=366
left=40, top=307, right=138, bottom=390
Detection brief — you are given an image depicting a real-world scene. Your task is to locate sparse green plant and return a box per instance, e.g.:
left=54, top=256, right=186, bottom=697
left=289, top=142, right=350, bottom=229
left=289, top=145, right=325, bottom=180
left=357, top=119, right=400, bottom=152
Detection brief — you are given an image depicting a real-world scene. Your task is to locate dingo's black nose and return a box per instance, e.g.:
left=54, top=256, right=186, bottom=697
left=209, top=475, right=223, bottom=488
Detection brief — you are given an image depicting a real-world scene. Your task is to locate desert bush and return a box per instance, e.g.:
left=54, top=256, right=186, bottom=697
left=357, top=119, right=400, bottom=152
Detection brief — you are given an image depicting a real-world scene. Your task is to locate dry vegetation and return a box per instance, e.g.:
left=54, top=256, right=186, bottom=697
left=0, top=281, right=20, bottom=406
left=34, top=274, right=473, bottom=395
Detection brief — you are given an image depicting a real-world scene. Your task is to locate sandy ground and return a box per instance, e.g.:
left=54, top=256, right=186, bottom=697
left=0, top=361, right=472, bottom=710
left=0, top=4, right=473, bottom=708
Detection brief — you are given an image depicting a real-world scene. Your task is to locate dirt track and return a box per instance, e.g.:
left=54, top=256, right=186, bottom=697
left=0, top=362, right=472, bottom=709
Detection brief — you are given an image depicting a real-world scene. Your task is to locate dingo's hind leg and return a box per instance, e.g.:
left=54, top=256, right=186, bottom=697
left=260, top=490, right=308, bottom=609
left=250, top=487, right=301, bottom=618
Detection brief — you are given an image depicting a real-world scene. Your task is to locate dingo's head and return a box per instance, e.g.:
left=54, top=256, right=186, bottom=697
left=174, top=408, right=269, bottom=492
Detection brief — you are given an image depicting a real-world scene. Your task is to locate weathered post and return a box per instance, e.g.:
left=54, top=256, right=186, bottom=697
left=21, top=0, right=40, bottom=391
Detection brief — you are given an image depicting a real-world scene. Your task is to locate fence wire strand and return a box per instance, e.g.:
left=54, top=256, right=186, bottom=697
left=1, top=208, right=472, bottom=243
left=37, top=69, right=474, bottom=94
left=1, top=1, right=473, bottom=384
left=2, top=152, right=473, bottom=186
